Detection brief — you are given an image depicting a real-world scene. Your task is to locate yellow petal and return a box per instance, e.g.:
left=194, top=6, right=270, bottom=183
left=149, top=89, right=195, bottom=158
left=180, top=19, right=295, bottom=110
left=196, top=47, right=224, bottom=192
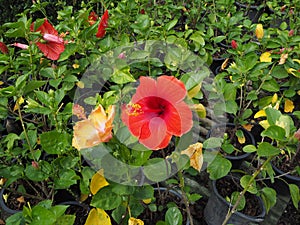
left=181, top=142, right=203, bottom=172
left=90, top=169, right=109, bottom=195
left=221, top=58, right=230, bottom=70
left=271, top=93, right=278, bottom=104
left=260, top=52, right=272, bottom=62
left=259, top=120, right=270, bottom=129
left=238, top=135, right=246, bottom=144
left=128, top=217, right=144, bottom=225
left=254, top=109, right=266, bottom=118
left=255, top=24, right=264, bottom=39
left=13, top=96, right=24, bottom=111
left=188, top=84, right=201, bottom=99
left=292, top=59, right=300, bottom=64
left=73, top=63, right=80, bottom=69
left=284, top=99, right=294, bottom=113
left=85, top=208, right=111, bottom=225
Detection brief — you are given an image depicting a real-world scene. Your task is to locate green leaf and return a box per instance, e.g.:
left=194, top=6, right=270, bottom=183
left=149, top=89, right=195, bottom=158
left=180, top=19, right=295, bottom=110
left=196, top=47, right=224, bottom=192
left=0, top=97, right=8, bottom=119
left=231, top=191, right=246, bottom=211
left=55, top=215, right=76, bottom=225
left=5, top=212, right=24, bottom=225
left=261, top=125, right=286, bottom=141
left=261, top=187, right=277, bottom=213
left=165, top=18, right=178, bottom=31
left=25, top=164, right=50, bottom=182
left=40, top=130, right=70, bottom=154
left=265, top=107, right=281, bottom=126
left=240, top=175, right=257, bottom=194
left=50, top=205, right=69, bottom=218
left=165, top=207, right=183, bottom=225
left=40, top=67, right=55, bottom=78
left=111, top=66, right=135, bottom=84
left=91, top=186, right=122, bottom=210
left=257, top=142, right=281, bottom=157
left=203, top=137, right=223, bottom=149
left=58, top=43, right=77, bottom=62
left=23, top=81, right=47, bottom=95
left=207, top=155, right=231, bottom=180
left=289, top=184, right=300, bottom=209
left=144, top=158, right=171, bottom=182
left=261, top=79, right=280, bottom=92
left=54, top=169, right=79, bottom=189
left=243, top=145, right=257, bottom=153
left=133, top=185, right=154, bottom=200
left=271, top=66, right=289, bottom=79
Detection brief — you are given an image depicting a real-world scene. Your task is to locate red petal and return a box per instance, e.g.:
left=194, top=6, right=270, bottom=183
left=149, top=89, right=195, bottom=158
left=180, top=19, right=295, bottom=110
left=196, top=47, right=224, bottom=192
left=96, top=10, right=109, bottom=38
left=0, top=42, right=8, bottom=54
left=157, top=75, right=187, bottom=103
left=139, top=117, right=172, bottom=150
left=36, top=42, right=65, bottom=60
left=31, top=19, right=58, bottom=36
left=132, top=76, right=157, bottom=103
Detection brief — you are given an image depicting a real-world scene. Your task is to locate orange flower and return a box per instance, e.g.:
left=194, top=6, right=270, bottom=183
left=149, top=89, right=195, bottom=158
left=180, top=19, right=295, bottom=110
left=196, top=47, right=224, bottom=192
left=72, top=104, right=115, bottom=150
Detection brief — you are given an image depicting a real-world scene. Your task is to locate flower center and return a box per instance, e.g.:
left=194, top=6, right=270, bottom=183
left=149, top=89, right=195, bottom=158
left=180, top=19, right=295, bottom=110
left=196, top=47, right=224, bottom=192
left=126, top=103, right=144, bottom=116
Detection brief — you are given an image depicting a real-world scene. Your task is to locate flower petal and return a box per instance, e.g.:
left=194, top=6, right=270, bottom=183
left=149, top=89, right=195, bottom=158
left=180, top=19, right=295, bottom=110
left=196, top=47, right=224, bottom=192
left=132, top=76, right=157, bottom=103
left=96, top=10, right=109, bottom=38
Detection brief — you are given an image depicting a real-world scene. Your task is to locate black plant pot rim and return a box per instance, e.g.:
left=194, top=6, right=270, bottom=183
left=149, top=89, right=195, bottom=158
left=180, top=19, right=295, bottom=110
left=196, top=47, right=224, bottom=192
left=212, top=176, right=266, bottom=222
left=271, top=162, right=300, bottom=182
left=0, top=187, right=22, bottom=215
left=153, top=187, right=190, bottom=225
left=58, top=200, right=90, bottom=212
left=206, top=123, right=256, bottom=159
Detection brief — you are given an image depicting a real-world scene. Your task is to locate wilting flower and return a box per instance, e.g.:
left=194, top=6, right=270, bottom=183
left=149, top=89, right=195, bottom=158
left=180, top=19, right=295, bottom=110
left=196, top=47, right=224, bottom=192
left=13, top=42, right=29, bottom=50
left=279, top=53, right=288, bottom=65
left=96, top=10, right=109, bottom=38
left=0, top=42, right=8, bottom=54
left=294, top=128, right=300, bottom=141
left=255, top=24, right=264, bottom=39
left=121, top=76, right=193, bottom=150
left=181, top=142, right=203, bottom=172
left=88, top=11, right=98, bottom=25
left=72, top=104, right=115, bottom=150
left=30, top=19, right=65, bottom=60
left=231, top=40, right=238, bottom=49
left=288, top=30, right=294, bottom=36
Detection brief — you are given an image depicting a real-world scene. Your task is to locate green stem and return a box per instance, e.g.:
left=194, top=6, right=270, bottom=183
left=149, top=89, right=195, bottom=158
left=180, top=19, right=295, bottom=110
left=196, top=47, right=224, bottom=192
left=221, top=155, right=274, bottom=225
left=178, top=170, right=194, bottom=225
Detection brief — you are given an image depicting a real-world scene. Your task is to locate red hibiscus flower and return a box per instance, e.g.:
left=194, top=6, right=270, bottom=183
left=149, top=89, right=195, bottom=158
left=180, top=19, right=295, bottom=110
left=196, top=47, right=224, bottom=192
left=88, top=11, right=98, bottom=25
left=96, top=10, right=109, bottom=38
left=121, top=76, right=193, bottom=150
left=0, top=42, right=8, bottom=54
left=30, top=19, right=65, bottom=60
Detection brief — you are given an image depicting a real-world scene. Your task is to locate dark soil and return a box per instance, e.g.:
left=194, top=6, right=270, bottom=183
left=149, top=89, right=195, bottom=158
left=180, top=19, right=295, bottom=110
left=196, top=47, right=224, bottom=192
left=3, top=180, right=49, bottom=211
left=63, top=203, right=90, bottom=225
left=277, top=200, right=300, bottom=225
left=141, top=188, right=188, bottom=225
left=189, top=197, right=208, bottom=225
left=216, top=176, right=263, bottom=217
left=274, top=152, right=300, bottom=177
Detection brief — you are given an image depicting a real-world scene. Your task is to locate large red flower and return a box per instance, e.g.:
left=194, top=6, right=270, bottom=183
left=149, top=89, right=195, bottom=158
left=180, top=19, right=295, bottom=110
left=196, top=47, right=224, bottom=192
left=122, top=76, right=193, bottom=150
left=96, top=10, right=109, bottom=38
left=30, top=19, right=65, bottom=60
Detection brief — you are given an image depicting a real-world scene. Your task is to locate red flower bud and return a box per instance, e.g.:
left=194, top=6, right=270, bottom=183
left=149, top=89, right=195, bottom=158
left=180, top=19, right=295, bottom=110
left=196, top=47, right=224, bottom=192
left=140, top=9, right=145, bottom=14
left=231, top=40, right=238, bottom=49
left=32, top=161, right=39, bottom=169
left=288, top=30, right=294, bottom=36
left=294, top=128, right=300, bottom=141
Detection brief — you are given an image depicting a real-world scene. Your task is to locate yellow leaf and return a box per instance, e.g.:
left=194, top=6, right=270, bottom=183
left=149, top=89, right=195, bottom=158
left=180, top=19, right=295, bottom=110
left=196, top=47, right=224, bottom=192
left=254, top=109, right=266, bottom=118
left=259, top=120, right=270, bottom=129
left=181, top=142, right=203, bottom=172
left=80, top=193, right=89, bottom=202
left=90, top=169, right=109, bottom=195
left=191, top=103, right=206, bottom=118
left=128, top=217, right=144, bottom=225
left=0, top=81, right=3, bottom=85
left=142, top=198, right=152, bottom=204
left=237, top=135, right=246, bottom=144
left=242, top=124, right=253, bottom=131
left=73, top=63, right=80, bottom=69
left=292, top=59, right=300, bottom=64
left=287, top=68, right=296, bottom=76
left=284, top=99, right=294, bottom=113
left=255, top=24, right=264, bottom=39
left=260, top=52, right=272, bottom=62
left=85, top=208, right=111, bottom=225
left=76, top=81, right=85, bottom=89
left=188, top=84, right=201, bottom=99
left=271, top=93, right=278, bottom=104
left=13, top=96, right=24, bottom=111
